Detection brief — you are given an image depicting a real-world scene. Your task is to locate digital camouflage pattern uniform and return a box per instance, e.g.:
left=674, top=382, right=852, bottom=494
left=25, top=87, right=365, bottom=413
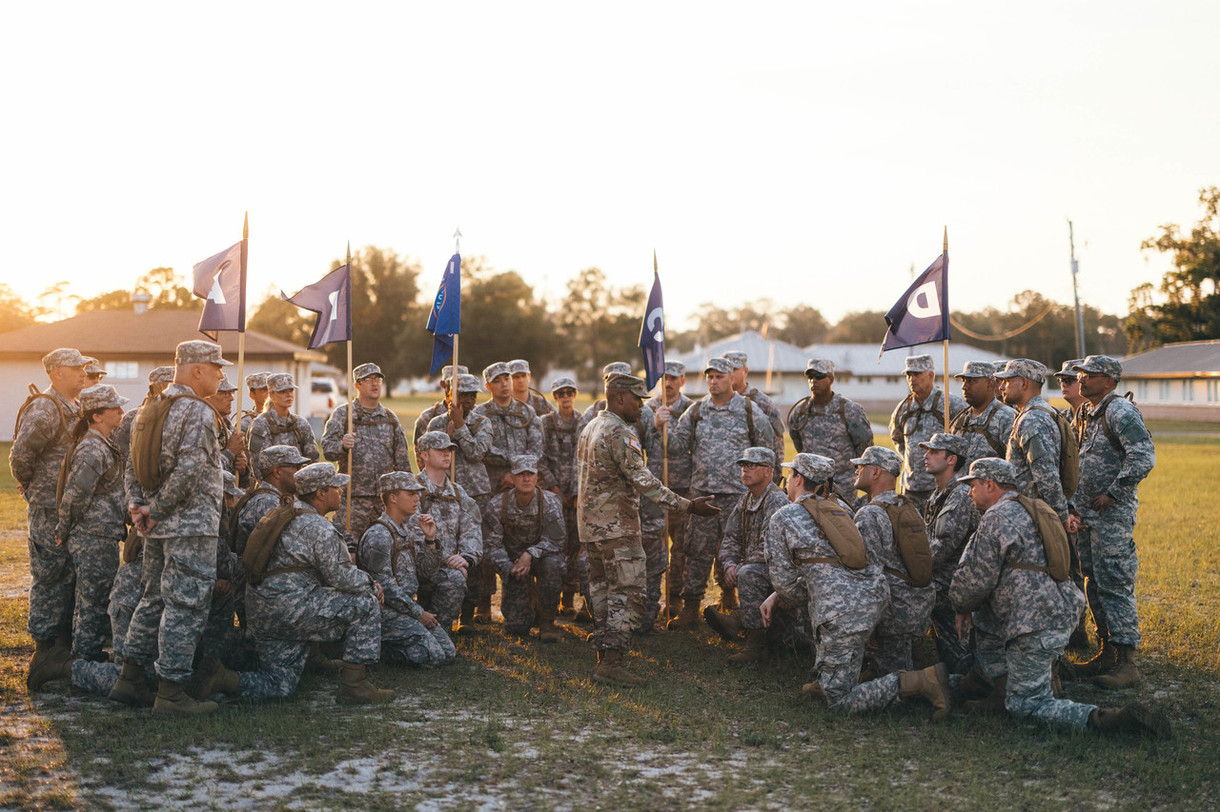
left=358, top=514, right=455, bottom=666
left=248, top=409, right=320, bottom=467
left=484, top=488, right=566, bottom=634
left=740, top=385, right=787, bottom=481
left=540, top=409, right=582, bottom=595
left=788, top=392, right=874, bottom=507
left=577, top=409, right=690, bottom=653
left=1071, top=390, right=1155, bottom=649
left=718, top=485, right=790, bottom=630
left=667, top=393, right=775, bottom=601
left=56, top=428, right=126, bottom=660
left=923, top=476, right=979, bottom=672
left=889, top=387, right=967, bottom=503
left=427, top=411, right=493, bottom=506
left=322, top=400, right=413, bottom=542
left=414, top=401, right=447, bottom=446
left=648, top=390, right=694, bottom=602
left=949, top=398, right=1016, bottom=467
left=1006, top=394, right=1070, bottom=521
left=11, top=385, right=80, bottom=644
left=951, top=490, right=1093, bottom=729
left=125, top=382, right=225, bottom=684
left=469, top=399, right=543, bottom=489
left=415, top=472, right=483, bottom=624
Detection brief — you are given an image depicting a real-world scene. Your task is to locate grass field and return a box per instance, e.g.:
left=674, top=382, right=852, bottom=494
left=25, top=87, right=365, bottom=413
left=1, top=414, right=1218, bottom=809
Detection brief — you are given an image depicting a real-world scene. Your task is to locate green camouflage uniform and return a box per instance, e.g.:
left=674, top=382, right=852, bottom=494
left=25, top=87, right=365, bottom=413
left=1006, top=394, right=1070, bottom=521
left=718, top=485, right=789, bottom=629
left=949, top=399, right=1016, bottom=467
left=889, top=388, right=967, bottom=503
left=484, top=489, right=566, bottom=634
left=540, top=411, right=582, bottom=595
left=788, top=392, right=874, bottom=507
left=322, top=401, right=413, bottom=544
left=415, top=473, right=483, bottom=624
left=248, top=409, right=320, bottom=467
left=923, top=477, right=978, bottom=672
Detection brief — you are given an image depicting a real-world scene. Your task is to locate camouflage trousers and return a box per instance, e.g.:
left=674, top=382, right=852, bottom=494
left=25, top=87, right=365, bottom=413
left=66, top=533, right=120, bottom=661
left=125, top=535, right=217, bottom=684
left=561, top=503, right=581, bottom=594
left=664, top=489, right=689, bottom=603
left=816, top=614, right=903, bottom=714
left=201, top=568, right=241, bottom=664
left=69, top=658, right=159, bottom=696
left=381, top=611, right=456, bottom=667
left=1076, top=508, right=1140, bottom=647
left=1005, top=630, right=1096, bottom=729
left=108, top=557, right=144, bottom=666
left=587, top=535, right=646, bottom=652
left=873, top=581, right=934, bottom=674
left=498, top=553, right=565, bottom=634
left=332, top=495, right=382, bottom=554
left=26, top=506, right=75, bottom=642
left=930, top=595, right=974, bottom=675
left=682, top=491, right=735, bottom=599
left=417, top=566, right=469, bottom=626
left=734, top=563, right=772, bottom=630
left=640, top=502, right=667, bottom=630
left=970, top=607, right=1008, bottom=680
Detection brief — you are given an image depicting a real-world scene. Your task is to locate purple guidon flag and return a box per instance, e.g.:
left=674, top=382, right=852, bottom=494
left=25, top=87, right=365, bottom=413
left=879, top=248, right=950, bottom=356
left=638, top=269, right=665, bottom=390
left=192, top=240, right=247, bottom=339
left=281, top=264, right=353, bottom=349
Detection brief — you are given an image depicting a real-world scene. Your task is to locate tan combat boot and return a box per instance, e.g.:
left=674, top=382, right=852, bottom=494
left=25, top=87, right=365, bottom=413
left=337, top=663, right=395, bottom=704
left=666, top=599, right=701, bottom=631
left=474, top=595, right=495, bottom=624
left=27, top=642, right=72, bottom=691
left=1088, top=703, right=1172, bottom=739
left=186, top=656, right=241, bottom=700
left=153, top=678, right=219, bottom=715
left=718, top=586, right=738, bottom=613
left=1061, top=640, right=1117, bottom=680
left=801, top=678, right=826, bottom=701
left=1094, top=645, right=1142, bottom=690
left=558, top=591, right=578, bottom=618
left=957, top=667, right=993, bottom=701
left=108, top=660, right=154, bottom=707
left=726, top=629, right=767, bottom=663
left=538, top=610, right=562, bottom=644
left=898, top=663, right=952, bottom=722
left=963, top=673, right=1008, bottom=715
left=592, top=649, right=640, bottom=686
left=703, top=606, right=743, bottom=641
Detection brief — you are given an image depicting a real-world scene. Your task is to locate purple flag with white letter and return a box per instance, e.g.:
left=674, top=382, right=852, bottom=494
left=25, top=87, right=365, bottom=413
left=282, top=264, right=352, bottom=349
left=192, top=240, right=247, bottom=339
left=879, top=250, right=950, bottom=356
left=638, top=270, right=665, bottom=390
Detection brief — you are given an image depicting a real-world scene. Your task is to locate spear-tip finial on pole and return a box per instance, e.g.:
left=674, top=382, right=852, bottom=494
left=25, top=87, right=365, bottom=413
left=454, top=226, right=462, bottom=254
left=346, top=240, right=351, bottom=266
left=244, top=211, right=249, bottom=240
left=653, top=249, right=658, bottom=273
left=943, top=225, right=948, bottom=252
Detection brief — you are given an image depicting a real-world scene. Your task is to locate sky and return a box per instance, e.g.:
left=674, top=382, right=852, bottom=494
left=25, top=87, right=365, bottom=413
left=3, top=2, right=1217, bottom=334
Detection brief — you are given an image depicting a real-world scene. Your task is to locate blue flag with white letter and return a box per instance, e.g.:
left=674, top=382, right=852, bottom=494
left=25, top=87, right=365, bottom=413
left=282, top=264, right=352, bottom=349
left=638, top=270, right=666, bottom=390
left=426, top=253, right=462, bottom=375
left=879, top=250, right=950, bottom=356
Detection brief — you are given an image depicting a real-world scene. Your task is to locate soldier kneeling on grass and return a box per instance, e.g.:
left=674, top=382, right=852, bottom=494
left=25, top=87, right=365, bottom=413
left=188, top=463, right=394, bottom=705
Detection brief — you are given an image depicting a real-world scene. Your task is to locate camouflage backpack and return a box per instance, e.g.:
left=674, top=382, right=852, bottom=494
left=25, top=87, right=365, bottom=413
left=879, top=496, right=934, bottom=587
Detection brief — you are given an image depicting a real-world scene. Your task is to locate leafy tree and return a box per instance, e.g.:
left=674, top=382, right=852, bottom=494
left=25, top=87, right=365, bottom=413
left=74, top=267, right=195, bottom=314
left=776, top=304, right=829, bottom=347
left=453, top=258, right=554, bottom=379
left=825, top=310, right=888, bottom=343
left=555, top=267, right=645, bottom=390
left=247, top=286, right=316, bottom=348
left=1126, top=186, right=1220, bottom=352
left=0, top=283, right=36, bottom=333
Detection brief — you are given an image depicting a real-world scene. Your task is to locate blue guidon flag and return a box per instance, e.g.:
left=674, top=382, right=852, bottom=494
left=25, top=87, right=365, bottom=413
left=879, top=248, right=950, bottom=356
left=426, top=253, right=462, bottom=375
left=638, top=269, right=665, bottom=390
left=282, top=264, right=352, bottom=349
left=192, top=240, right=247, bottom=340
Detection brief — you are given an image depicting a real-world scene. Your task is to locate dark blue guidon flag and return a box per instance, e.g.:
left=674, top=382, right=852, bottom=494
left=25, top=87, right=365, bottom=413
left=282, top=264, right=352, bottom=349
left=193, top=240, right=247, bottom=339
left=426, top=253, right=462, bottom=375
left=638, top=270, right=666, bottom=390
left=880, top=250, right=950, bottom=356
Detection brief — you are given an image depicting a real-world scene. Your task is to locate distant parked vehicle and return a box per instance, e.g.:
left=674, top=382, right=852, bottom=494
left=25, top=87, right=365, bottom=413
left=310, top=376, right=343, bottom=418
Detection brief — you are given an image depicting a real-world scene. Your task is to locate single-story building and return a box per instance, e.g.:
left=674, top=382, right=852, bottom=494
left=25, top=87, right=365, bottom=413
left=0, top=306, right=326, bottom=441
left=1112, top=340, right=1220, bottom=420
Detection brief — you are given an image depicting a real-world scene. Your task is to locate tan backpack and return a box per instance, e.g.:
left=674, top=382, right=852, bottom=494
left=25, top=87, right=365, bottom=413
left=1008, top=495, right=1071, bottom=582
left=14, top=384, right=70, bottom=446
left=879, top=496, right=933, bottom=587
left=798, top=497, right=869, bottom=570
left=1015, top=404, right=1079, bottom=500
left=241, top=496, right=310, bottom=585
left=130, top=393, right=220, bottom=491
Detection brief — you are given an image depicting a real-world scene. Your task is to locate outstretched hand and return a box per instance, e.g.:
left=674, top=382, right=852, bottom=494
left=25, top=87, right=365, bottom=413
left=688, top=496, right=720, bottom=517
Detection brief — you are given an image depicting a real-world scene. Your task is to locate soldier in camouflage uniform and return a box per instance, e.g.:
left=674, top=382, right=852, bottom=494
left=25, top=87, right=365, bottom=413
left=322, top=362, right=413, bottom=547
left=851, top=446, right=935, bottom=674
left=208, top=375, right=251, bottom=486
left=704, top=447, right=790, bottom=663
left=83, top=356, right=106, bottom=384
left=11, top=348, right=87, bottom=685
left=200, top=472, right=244, bottom=663
left=1065, top=357, right=1156, bottom=689
left=508, top=359, right=554, bottom=418
left=996, top=359, right=1072, bottom=527
left=414, top=431, right=483, bottom=628
left=723, top=351, right=786, bottom=484
left=413, top=364, right=467, bottom=446
left=1054, top=360, right=1088, bottom=427
left=918, top=433, right=978, bottom=674
left=577, top=374, right=718, bottom=685
left=113, top=341, right=232, bottom=715
left=247, top=373, right=320, bottom=465
left=113, top=366, right=174, bottom=467
left=787, top=359, right=873, bottom=509
left=426, top=373, right=493, bottom=511
left=658, top=357, right=775, bottom=629
left=889, top=354, right=967, bottom=509
left=647, top=360, right=693, bottom=617
left=948, top=361, right=1016, bottom=467
left=190, top=463, right=394, bottom=705
left=484, top=455, right=567, bottom=641
left=951, top=458, right=1168, bottom=737
left=539, top=377, right=583, bottom=615
left=240, top=372, right=270, bottom=434
left=762, top=453, right=950, bottom=720
left=358, top=471, right=456, bottom=667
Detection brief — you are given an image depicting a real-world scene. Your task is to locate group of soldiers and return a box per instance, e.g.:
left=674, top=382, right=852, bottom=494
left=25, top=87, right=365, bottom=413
left=11, top=339, right=1169, bottom=735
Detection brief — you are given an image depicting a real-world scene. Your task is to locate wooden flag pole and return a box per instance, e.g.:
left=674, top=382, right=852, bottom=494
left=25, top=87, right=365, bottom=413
left=942, top=226, right=950, bottom=432
left=450, top=233, right=461, bottom=482
left=345, top=242, right=354, bottom=535
left=235, top=212, right=249, bottom=421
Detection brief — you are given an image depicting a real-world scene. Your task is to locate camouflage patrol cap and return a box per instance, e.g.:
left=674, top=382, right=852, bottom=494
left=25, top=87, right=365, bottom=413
left=1072, top=355, right=1122, bottom=381
left=723, top=351, right=748, bottom=369
left=510, top=454, right=539, bottom=474
left=379, top=470, right=423, bottom=495
left=222, top=471, right=244, bottom=498
left=602, top=362, right=632, bottom=379
left=663, top=360, right=686, bottom=377
left=918, top=433, right=969, bottom=458
left=175, top=340, right=232, bottom=367
left=79, top=384, right=127, bottom=412
left=439, top=364, right=469, bottom=381
left=266, top=372, right=297, bottom=391
left=991, top=361, right=1009, bottom=376
left=781, top=453, right=835, bottom=484
left=850, top=446, right=903, bottom=477
left=1055, top=359, right=1085, bottom=380
left=550, top=376, right=579, bottom=393
left=483, top=362, right=510, bottom=383
left=606, top=373, right=648, bottom=399
left=245, top=372, right=268, bottom=390
left=994, top=358, right=1047, bottom=383
left=353, top=362, right=384, bottom=382
left=293, top=462, right=349, bottom=494
left=257, top=445, right=310, bottom=473
left=805, top=359, right=834, bottom=377
left=456, top=373, right=484, bottom=393
left=42, top=348, right=88, bottom=372
left=704, top=357, right=733, bottom=375
left=83, top=357, right=107, bottom=376
left=954, top=361, right=996, bottom=380
left=417, top=430, right=457, bottom=452
left=736, top=447, right=777, bottom=468
left=150, top=366, right=176, bottom=384
left=216, top=375, right=238, bottom=393
left=904, top=355, right=934, bottom=374
left=958, top=457, right=1018, bottom=488
left=507, top=359, right=531, bottom=375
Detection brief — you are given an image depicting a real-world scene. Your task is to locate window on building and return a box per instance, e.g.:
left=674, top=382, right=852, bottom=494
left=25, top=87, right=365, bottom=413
left=1183, top=380, right=1195, bottom=402
left=1158, top=380, right=1171, bottom=401
left=1137, top=381, right=1149, bottom=401
left=885, top=376, right=900, bottom=384
left=105, top=361, right=140, bottom=380
left=1207, top=379, right=1219, bottom=403
left=858, top=376, right=872, bottom=384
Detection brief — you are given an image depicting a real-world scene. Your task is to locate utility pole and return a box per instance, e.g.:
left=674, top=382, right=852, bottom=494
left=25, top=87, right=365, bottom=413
left=1068, top=219, right=1086, bottom=358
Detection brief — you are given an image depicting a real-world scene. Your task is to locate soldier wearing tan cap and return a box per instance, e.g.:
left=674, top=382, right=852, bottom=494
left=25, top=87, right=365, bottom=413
left=508, top=359, right=554, bottom=419
left=413, top=364, right=468, bottom=446
left=889, top=354, right=967, bottom=510
left=248, top=373, right=320, bottom=467
left=948, top=361, right=1016, bottom=468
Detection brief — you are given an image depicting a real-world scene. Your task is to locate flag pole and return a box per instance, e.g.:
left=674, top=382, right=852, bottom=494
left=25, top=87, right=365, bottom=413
left=236, top=212, right=248, bottom=421
left=345, top=242, right=354, bottom=535
left=450, top=228, right=461, bottom=481
left=942, top=226, right=950, bottom=432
